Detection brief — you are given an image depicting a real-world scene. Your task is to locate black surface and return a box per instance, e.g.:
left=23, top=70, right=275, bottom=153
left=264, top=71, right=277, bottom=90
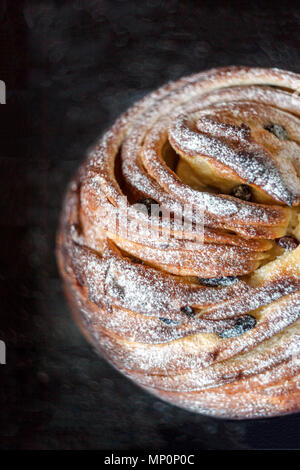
left=0, top=0, right=300, bottom=450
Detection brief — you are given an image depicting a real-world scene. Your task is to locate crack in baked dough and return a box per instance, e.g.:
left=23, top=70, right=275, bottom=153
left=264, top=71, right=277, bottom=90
left=57, top=67, right=300, bottom=419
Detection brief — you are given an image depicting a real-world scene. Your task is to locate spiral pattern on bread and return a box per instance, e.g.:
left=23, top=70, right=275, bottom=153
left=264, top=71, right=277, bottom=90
left=57, top=67, right=300, bottom=418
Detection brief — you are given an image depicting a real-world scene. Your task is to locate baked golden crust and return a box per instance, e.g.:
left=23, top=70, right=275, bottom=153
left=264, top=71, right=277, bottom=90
left=57, top=66, right=300, bottom=418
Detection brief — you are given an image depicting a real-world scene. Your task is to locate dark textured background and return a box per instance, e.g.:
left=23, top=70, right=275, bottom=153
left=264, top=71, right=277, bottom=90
left=0, top=0, right=300, bottom=450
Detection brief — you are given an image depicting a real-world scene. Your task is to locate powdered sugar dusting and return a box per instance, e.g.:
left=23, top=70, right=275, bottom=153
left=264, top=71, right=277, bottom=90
left=57, top=66, right=300, bottom=419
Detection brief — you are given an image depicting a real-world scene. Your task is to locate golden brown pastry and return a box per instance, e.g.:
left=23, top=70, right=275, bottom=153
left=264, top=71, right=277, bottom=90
left=57, top=66, right=300, bottom=419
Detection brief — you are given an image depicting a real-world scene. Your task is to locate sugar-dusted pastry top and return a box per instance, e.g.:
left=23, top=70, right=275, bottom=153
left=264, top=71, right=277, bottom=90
left=57, top=67, right=300, bottom=418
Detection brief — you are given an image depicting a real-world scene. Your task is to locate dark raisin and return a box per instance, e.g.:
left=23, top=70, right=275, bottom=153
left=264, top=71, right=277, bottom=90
left=230, top=184, right=252, bottom=201
left=264, top=123, right=289, bottom=140
left=160, top=243, right=169, bottom=249
left=219, top=315, right=257, bottom=339
left=111, top=280, right=125, bottom=299
left=180, top=306, right=195, bottom=317
left=159, top=317, right=180, bottom=325
left=137, top=197, right=157, bottom=216
left=129, top=255, right=145, bottom=265
left=198, top=276, right=239, bottom=287
left=276, top=236, right=299, bottom=250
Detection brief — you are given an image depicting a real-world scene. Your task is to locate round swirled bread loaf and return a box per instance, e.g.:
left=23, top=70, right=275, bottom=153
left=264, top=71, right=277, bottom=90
left=57, top=67, right=300, bottom=419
